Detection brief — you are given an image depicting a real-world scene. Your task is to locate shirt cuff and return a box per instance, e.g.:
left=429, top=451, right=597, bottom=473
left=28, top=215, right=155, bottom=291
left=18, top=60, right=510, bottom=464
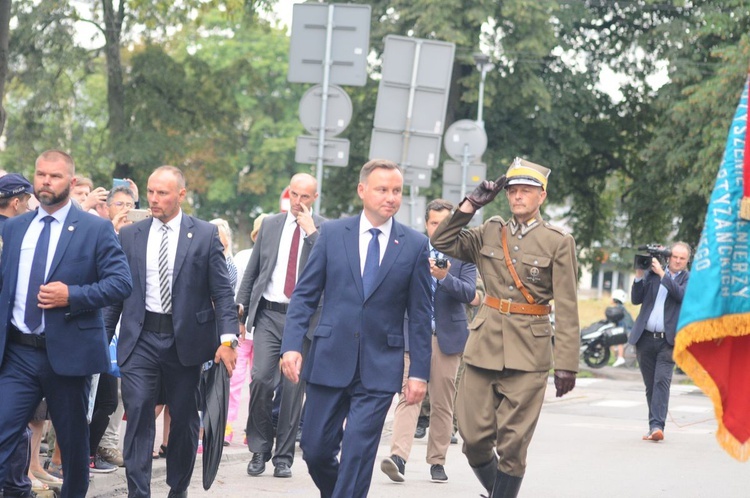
left=408, top=377, right=428, bottom=383
left=220, top=333, right=237, bottom=344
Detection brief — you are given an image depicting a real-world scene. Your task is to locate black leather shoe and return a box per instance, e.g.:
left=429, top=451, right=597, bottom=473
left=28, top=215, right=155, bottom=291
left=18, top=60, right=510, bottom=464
left=273, top=462, right=292, bottom=478
left=247, top=452, right=271, bottom=476
left=167, top=489, right=187, bottom=498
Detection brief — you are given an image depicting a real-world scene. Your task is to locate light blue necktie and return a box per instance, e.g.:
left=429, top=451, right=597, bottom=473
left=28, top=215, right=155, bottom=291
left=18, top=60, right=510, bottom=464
left=362, top=228, right=381, bottom=296
left=430, top=248, right=439, bottom=331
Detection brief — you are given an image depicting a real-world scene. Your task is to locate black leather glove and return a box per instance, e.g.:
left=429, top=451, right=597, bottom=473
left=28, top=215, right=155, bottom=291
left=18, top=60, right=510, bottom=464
left=554, top=370, right=576, bottom=397
left=463, top=175, right=507, bottom=210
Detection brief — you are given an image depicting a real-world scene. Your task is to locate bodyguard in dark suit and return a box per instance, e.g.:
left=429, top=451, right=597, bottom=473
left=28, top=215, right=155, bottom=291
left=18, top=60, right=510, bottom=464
left=280, top=159, right=433, bottom=498
left=105, top=166, right=238, bottom=498
left=236, top=173, right=324, bottom=478
left=629, top=242, right=691, bottom=442
left=382, top=199, right=476, bottom=484
left=0, top=150, right=133, bottom=498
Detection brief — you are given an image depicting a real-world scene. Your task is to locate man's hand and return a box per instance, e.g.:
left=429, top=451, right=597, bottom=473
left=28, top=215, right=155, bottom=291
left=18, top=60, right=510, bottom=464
left=554, top=369, right=576, bottom=397
left=462, top=175, right=507, bottom=212
left=239, top=323, right=247, bottom=340
left=215, top=345, right=238, bottom=377
left=429, top=258, right=450, bottom=281
left=296, top=203, right=317, bottom=236
left=82, top=187, right=108, bottom=211
left=280, top=351, right=303, bottom=384
left=404, top=378, right=427, bottom=405
left=651, top=257, right=665, bottom=278
left=111, top=210, right=132, bottom=234
left=37, top=282, right=69, bottom=309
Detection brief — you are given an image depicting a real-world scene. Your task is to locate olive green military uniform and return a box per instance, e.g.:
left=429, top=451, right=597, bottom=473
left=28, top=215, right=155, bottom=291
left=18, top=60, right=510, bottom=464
left=431, top=210, right=579, bottom=477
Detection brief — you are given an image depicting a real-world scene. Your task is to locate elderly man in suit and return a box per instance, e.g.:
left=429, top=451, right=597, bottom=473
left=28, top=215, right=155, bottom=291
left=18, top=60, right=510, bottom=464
left=280, top=159, right=433, bottom=498
left=381, top=199, right=476, bottom=484
left=0, top=150, right=132, bottom=498
left=236, top=173, right=324, bottom=479
left=629, top=242, right=690, bottom=442
left=105, top=166, right=238, bottom=498
left=432, top=158, right=579, bottom=498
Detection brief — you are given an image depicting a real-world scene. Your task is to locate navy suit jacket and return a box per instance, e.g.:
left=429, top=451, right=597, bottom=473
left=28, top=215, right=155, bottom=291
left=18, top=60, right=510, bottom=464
left=281, top=215, right=433, bottom=393
left=629, top=269, right=689, bottom=346
left=0, top=207, right=133, bottom=376
left=106, top=214, right=238, bottom=367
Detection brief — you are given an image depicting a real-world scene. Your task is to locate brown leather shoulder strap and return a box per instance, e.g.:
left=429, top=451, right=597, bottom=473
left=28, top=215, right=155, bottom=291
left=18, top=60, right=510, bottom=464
left=501, top=226, right=536, bottom=304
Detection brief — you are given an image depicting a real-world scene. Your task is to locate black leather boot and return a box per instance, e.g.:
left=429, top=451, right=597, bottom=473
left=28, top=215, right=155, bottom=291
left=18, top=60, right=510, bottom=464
left=471, top=455, right=498, bottom=494
left=491, top=469, right=523, bottom=498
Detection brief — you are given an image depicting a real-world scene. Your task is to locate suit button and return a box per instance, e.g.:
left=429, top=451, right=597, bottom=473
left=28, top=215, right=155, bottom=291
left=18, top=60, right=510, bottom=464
left=513, top=246, right=519, bottom=251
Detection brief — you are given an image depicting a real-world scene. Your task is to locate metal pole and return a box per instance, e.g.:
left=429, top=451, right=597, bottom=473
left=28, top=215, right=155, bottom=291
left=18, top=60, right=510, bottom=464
left=403, top=41, right=423, bottom=231
left=460, top=143, right=470, bottom=199
left=477, top=67, right=487, bottom=128
left=314, top=4, right=336, bottom=214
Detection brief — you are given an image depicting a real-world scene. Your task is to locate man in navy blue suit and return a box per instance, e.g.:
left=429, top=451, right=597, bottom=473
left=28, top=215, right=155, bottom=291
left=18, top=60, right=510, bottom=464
left=382, top=199, right=476, bottom=484
left=0, top=150, right=133, bottom=498
left=280, top=159, right=433, bottom=498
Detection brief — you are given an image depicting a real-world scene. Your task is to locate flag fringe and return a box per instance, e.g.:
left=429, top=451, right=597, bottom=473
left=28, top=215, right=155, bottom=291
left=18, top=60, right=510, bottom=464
left=675, top=314, right=750, bottom=461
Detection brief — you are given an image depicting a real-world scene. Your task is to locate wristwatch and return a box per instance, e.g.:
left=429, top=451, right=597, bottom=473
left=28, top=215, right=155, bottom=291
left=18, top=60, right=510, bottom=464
left=221, top=339, right=239, bottom=349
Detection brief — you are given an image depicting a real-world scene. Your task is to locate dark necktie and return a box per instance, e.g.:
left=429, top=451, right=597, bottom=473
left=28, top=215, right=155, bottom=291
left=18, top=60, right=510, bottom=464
left=362, top=228, right=381, bottom=296
left=159, top=225, right=172, bottom=313
left=284, top=223, right=301, bottom=298
left=24, top=216, right=55, bottom=332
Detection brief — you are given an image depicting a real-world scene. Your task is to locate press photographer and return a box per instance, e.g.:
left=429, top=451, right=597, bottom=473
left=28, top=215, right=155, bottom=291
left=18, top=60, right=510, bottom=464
left=628, top=241, right=691, bottom=443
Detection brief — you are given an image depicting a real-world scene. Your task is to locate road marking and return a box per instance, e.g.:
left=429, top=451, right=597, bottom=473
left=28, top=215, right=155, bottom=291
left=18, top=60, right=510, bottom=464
left=591, top=400, right=642, bottom=408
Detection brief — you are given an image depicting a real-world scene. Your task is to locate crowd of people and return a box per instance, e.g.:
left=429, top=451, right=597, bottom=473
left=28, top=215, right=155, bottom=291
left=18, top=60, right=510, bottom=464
left=0, top=151, right=689, bottom=498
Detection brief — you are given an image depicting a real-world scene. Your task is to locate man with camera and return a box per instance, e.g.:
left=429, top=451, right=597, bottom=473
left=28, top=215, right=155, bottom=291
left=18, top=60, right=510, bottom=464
left=381, top=199, right=476, bottom=484
left=431, top=158, right=579, bottom=498
left=628, top=242, right=691, bottom=442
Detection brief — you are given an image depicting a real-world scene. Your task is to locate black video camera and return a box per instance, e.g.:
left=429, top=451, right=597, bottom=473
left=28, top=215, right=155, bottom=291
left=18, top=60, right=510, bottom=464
left=634, top=244, right=672, bottom=270
left=434, top=258, right=448, bottom=269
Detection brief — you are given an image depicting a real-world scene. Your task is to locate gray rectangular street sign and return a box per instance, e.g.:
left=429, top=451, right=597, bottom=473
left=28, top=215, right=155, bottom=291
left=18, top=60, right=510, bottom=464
left=395, top=195, right=426, bottom=233
left=288, top=3, right=371, bottom=86
left=295, top=136, right=350, bottom=167
left=373, top=36, right=455, bottom=135
left=403, top=167, right=432, bottom=188
left=369, top=129, right=441, bottom=170
left=443, top=161, right=487, bottom=187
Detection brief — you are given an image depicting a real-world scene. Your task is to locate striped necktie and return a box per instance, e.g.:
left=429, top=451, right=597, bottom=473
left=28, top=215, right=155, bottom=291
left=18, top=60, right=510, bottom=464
left=159, top=224, right=172, bottom=313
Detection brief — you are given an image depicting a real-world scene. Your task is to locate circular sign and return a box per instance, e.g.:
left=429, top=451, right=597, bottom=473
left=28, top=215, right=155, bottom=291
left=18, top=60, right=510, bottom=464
left=299, top=84, right=353, bottom=138
left=443, top=119, right=488, bottom=161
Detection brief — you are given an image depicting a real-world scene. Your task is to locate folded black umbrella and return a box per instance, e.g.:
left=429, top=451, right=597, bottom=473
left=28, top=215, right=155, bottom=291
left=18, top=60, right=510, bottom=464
left=202, top=360, right=229, bottom=490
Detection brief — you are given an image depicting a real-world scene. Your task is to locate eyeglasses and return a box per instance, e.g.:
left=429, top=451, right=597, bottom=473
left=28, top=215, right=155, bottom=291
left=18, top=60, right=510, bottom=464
left=112, top=201, right=134, bottom=208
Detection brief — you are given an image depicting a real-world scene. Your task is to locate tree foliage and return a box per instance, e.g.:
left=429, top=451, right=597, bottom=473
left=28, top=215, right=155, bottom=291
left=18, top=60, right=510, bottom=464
left=0, top=0, right=748, bottom=258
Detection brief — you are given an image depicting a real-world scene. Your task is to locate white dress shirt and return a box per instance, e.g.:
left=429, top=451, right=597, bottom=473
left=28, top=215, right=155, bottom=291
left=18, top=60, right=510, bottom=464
left=358, top=214, right=392, bottom=275
left=263, top=212, right=305, bottom=304
left=145, top=212, right=181, bottom=314
left=13, top=201, right=73, bottom=334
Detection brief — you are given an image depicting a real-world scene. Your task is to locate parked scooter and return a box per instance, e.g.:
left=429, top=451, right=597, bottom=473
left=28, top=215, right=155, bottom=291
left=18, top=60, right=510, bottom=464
left=580, top=306, right=628, bottom=368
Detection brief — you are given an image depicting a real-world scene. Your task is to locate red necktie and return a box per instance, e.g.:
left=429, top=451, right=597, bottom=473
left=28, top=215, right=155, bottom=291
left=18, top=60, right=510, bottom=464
left=284, top=223, right=301, bottom=298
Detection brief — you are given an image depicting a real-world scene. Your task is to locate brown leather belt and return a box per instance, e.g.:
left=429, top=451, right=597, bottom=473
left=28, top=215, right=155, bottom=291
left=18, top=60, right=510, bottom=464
left=484, top=296, right=551, bottom=316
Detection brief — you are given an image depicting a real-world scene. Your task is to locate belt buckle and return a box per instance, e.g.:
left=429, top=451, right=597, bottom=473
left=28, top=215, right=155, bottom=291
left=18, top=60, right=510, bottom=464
left=499, top=299, right=512, bottom=315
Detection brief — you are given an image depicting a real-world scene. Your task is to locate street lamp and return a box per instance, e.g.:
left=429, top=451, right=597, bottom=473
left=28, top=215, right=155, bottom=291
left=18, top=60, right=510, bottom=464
left=473, top=52, right=495, bottom=129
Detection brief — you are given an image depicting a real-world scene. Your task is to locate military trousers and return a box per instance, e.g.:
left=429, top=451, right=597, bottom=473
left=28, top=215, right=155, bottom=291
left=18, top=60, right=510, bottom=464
left=456, top=364, right=547, bottom=477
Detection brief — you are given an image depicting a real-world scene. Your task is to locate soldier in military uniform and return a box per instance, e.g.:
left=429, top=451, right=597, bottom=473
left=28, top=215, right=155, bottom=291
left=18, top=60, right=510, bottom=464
left=431, top=158, right=579, bottom=498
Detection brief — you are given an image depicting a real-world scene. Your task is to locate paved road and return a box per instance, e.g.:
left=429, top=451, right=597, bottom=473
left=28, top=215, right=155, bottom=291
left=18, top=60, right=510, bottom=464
left=88, top=366, right=750, bottom=497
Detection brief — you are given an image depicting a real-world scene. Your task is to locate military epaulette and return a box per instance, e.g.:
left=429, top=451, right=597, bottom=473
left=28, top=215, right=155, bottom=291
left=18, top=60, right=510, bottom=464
left=487, top=215, right=505, bottom=224
left=543, top=221, right=569, bottom=236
